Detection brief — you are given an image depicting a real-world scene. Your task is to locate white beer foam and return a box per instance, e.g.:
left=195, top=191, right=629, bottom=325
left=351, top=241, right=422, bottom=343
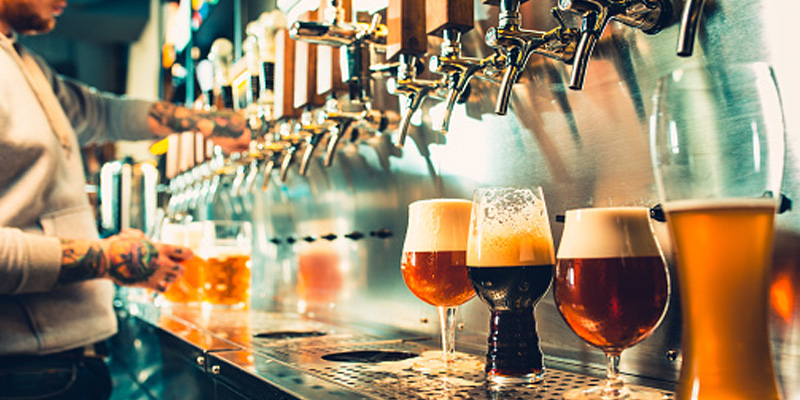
left=199, top=245, right=250, bottom=260
left=557, top=207, right=662, bottom=259
left=402, top=199, right=473, bottom=252
left=664, top=198, right=778, bottom=213
left=467, top=188, right=555, bottom=266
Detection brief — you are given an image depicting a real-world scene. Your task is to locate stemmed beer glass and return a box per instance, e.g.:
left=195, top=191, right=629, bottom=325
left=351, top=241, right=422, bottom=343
left=401, top=199, right=477, bottom=372
left=554, top=207, right=670, bottom=400
left=466, top=187, right=556, bottom=385
left=650, top=62, right=785, bottom=399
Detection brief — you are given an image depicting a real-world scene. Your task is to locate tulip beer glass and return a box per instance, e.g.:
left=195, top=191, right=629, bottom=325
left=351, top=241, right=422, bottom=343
left=199, top=220, right=253, bottom=309
left=554, top=207, right=670, bottom=399
left=651, top=62, right=785, bottom=399
left=401, top=199, right=477, bottom=372
left=467, top=187, right=555, bottom=384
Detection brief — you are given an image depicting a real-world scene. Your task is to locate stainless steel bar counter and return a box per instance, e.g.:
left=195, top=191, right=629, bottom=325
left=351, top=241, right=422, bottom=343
left=112, top=296, right=676, bottom=400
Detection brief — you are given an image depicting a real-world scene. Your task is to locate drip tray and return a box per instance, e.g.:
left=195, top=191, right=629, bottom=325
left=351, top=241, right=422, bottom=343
left=321, top=350, right=418, bottom=363
left=254, top=331, right=328, bottom=340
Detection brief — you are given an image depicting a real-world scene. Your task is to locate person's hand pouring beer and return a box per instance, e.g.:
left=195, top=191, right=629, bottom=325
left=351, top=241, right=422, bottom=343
left=59, top=229, right=194, bottom=292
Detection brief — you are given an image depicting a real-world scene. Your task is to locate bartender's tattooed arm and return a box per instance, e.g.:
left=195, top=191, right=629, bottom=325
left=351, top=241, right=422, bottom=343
left=147, top=101, right=249, bottom=144
left=59, top=239, right=108, bottom=285
left=58, top=238, right=158, bottom=286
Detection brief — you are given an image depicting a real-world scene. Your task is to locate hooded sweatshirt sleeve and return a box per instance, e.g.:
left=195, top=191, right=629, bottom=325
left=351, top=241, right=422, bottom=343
left=0, top=228, right=63, bottom=294
left=30, top=53, right=158, bottom=146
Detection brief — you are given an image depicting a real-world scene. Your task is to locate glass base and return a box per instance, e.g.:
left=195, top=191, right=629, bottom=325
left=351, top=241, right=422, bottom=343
left=487, top=369, right=545, bottom=386
left=409, top=351, right=483, bottom=375
left=564, top=384, right=665, bottom=400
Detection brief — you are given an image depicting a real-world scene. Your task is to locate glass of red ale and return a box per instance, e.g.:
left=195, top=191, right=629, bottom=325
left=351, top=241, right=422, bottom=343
left=466, top=187, right=556, bottom=385
left=554, top=207, right=670, bottom=399
left=401, top=199, right=478, bottom=373
left=651, top=62, right=785, bottom=400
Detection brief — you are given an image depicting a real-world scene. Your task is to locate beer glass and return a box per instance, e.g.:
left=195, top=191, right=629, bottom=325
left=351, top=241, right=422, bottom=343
left=554, top=207, right=670, bottom=399
left=160, top=221, right=206, bottom=304
left=401, top=199, right=477, bottom=372
left=651, top=62, right=785, bottom=399
left=466, top=187, right=555, bottom=384
left=199, top=220, right=253, bottom=309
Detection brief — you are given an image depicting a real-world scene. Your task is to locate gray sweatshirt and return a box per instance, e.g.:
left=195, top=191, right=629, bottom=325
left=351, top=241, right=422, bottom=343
left=0, top=34, right=157, bottom=355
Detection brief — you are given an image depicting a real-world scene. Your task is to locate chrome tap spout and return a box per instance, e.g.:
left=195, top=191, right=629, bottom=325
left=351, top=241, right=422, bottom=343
left=485, top=2, right=576, bottom=115
left=676, top=0, right=706, bottom=56
left=387, top=55, right=443, bottom=148
left=559, top=0, right=670, bottom=89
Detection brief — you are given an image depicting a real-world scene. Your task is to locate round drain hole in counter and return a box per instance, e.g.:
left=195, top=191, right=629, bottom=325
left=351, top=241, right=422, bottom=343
left=322, top=350, right=418, bottom=363
left=254, top=331, right=328, bottom=339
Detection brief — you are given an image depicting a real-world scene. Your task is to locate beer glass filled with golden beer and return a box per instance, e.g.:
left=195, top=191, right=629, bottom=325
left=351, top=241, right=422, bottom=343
left=400, top=199, right=477, bottom=372
left=198, top=220, right=252, bottom=309
left=651, top=62, right=785, bottom=399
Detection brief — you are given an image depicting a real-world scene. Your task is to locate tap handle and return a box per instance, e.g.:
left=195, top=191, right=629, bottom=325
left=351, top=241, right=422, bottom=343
left=482, top=0, right=530, bottom=6
left=427, top=0, right=474, bottom=37
left=387, top=0, right=427, bottom=60
left=676, top=0, right=706, bottom=56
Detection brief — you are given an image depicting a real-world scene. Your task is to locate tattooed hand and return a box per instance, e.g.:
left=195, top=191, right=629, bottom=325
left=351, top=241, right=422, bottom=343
left=147, top=101, right=251, bottom=153
left=59, top=231, right=194, bottom=292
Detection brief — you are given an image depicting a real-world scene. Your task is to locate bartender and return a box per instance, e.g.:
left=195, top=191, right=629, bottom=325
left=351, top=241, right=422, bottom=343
left=0, top=0, right=251, bottom=398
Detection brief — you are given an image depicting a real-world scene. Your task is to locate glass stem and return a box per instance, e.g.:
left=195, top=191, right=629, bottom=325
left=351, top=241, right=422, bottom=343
left=603, top=352, right=625, bottom=398
left=438, top=306, right=457, bottom=365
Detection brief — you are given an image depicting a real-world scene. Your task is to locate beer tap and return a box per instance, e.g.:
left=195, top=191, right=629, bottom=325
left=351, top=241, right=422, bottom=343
left=387, top=55, right=442, bottom=148
left=298, top=109, right=330, bottom=176
left=427, top=0, right=503, bottom=134
left=557, top=0, right=670, bottom=90
left=278, top=122, right=303, bottom=182
left=484, top=0, right=577, bottom=115
left=676, top=0, right=704, bottom=56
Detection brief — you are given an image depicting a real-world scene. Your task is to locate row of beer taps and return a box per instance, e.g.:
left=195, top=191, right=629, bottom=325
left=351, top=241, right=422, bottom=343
left=166, top=0, right=707, bottom=220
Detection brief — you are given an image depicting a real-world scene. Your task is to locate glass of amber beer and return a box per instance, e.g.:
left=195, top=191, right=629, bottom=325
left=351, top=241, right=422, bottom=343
left=161, top=221, right=206, bottom=304
left=554, top=207, right=670, bottom=399
left=401, top=199, right=477, bottom=372
left=466, top=187, right=555, bottom=384
left=651, top=62, right=785, bottom=399
left=199, top=220, right=253, bottom=309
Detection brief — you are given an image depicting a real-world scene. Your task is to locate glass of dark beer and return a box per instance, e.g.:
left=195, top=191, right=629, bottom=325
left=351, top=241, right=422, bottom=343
left=554, top=207, right=669, bottom=399
left=466, top=187, right=556, bottom=385
left=651, top=62, right=785, bottom=399
left=401, top=199, right=478, bottom=372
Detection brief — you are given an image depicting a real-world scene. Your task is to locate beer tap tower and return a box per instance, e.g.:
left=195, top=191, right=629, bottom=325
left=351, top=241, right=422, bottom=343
left=483, top=0, right=577, bottom=115
left=556, top=0, right=671, bottom=90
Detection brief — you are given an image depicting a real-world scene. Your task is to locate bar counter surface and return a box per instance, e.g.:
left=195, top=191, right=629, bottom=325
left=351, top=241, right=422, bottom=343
left=113, top=295, right=676, bottom=400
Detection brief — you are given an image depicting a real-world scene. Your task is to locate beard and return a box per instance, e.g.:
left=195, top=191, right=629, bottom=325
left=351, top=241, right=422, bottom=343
left=3, top=2, right=56, bottom=35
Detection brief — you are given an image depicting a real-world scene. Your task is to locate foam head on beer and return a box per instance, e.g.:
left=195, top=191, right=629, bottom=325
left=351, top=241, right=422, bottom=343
left=557, top=207, right=662, bottom=259
left=403, top=199, right=473, bottom=253
left=467, top=188, right=555, bottom=267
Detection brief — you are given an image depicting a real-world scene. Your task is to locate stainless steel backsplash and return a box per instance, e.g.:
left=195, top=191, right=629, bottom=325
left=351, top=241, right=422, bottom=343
left=215, top=0, right=800, bottom=392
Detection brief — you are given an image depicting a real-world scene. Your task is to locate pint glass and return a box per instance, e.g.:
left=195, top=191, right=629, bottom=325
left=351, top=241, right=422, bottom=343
left=651, top=62, right=785, bottom=399
left=466, top=187, right=555, bottom=384
left=198, top=221, right=252, bottom=309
